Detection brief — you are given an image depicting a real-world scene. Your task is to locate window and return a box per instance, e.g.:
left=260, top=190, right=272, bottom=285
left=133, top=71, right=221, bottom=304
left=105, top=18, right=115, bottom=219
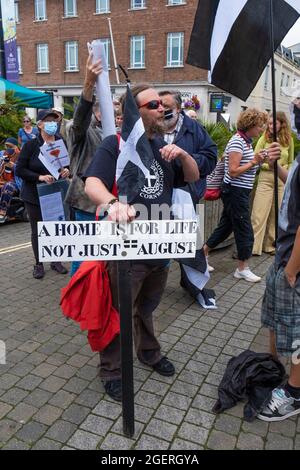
left=96, top=0, right=110, bottom=13
left=168, top=0, right=185, bottom=5
left=100, top=38, right=111, bottom=68
left=130, top=35, right=145, bottom=68
left=131, top=0, right=146, bottom=8
left=17, top=46, right=22, bottom=73
left=286, top=74, right=290, bottom=87
left=35, top=0, right=47, bottom=21
left=167, top=32, right=184, bottom=67
left=65, top=41, right=79, bottom=71
left=280, top=72, right=285, bottom=94
left=14, top=1, right=20, bottom=23
left=64, top=0, right=77, bottom=17
left=37, top=43, right=49, bottom=72
left=264, top=65, right=269, bottom=90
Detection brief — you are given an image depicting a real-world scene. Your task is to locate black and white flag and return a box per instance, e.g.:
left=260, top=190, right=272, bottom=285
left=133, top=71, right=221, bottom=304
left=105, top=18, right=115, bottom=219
left=187, top=0, right=300, bottom=101
left=116, top=85, right=154, bottom=203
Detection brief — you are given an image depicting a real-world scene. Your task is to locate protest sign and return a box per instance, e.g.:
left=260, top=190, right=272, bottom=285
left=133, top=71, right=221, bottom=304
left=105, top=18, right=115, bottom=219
left=37, top=180, right=70, bottom=221
left=38, top=139, right=70, bottom=180
left=38, top=220, right=198, bottom=263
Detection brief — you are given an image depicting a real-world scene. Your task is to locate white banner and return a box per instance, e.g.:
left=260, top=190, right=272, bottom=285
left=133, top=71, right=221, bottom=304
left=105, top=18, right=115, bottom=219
left=88, top=40, right=116, bottom=139
left=38, top=220, right=198, bottom=262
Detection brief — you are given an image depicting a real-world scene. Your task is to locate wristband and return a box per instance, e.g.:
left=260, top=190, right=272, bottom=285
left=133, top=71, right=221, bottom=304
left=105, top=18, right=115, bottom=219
left=106, top=198, right=119, bottom=210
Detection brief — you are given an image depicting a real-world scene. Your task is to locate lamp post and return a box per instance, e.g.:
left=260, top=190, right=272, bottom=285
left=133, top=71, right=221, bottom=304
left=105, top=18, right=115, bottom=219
left=0, top=0, right=6, bottom=79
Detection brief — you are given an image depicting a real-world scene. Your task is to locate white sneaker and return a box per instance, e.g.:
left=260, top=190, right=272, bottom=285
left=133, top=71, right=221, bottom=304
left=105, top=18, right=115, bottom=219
left=234, top=267, right=261, bottom=283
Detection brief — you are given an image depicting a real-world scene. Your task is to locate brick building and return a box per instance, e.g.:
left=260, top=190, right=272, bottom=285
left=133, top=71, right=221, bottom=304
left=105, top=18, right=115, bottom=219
left=15, top=0, right=211, bottom=114
left=14, top=0, right=300, bottom=123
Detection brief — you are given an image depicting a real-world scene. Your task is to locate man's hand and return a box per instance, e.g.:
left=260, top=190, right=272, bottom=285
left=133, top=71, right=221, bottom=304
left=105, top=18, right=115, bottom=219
left=38, top=174, right=54, bottom=184
left=107, top=201, right=136, bottom=223
left=84, top=53, right=103, bottom=88
left=160, top=144, right=189, bottom=163
left=284, top=266, right=297, bottom=288
left=82, top=53, right=103, bottom=102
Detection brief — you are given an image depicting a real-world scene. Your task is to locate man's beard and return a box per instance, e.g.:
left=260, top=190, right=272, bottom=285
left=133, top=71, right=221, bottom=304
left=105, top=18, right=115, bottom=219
left=144, top=116, right=165, bottom=137
left=163, top=114, right=178, bottom=131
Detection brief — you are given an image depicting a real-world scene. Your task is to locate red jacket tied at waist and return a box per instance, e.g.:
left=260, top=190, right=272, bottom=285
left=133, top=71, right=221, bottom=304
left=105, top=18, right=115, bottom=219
left=60, top=261, right=120, bottom=352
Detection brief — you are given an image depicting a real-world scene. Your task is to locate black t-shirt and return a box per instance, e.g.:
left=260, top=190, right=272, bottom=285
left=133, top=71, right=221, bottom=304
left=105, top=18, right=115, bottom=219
left=276, top=154, right=300, bottom=269
left=84, top=134, right=186, bottom=267
left=84, top=134, right=185, bottom=216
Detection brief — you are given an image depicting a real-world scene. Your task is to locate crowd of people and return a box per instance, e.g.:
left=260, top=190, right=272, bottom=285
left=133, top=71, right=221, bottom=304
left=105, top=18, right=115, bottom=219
left=1, top=51, right=300, bottom=423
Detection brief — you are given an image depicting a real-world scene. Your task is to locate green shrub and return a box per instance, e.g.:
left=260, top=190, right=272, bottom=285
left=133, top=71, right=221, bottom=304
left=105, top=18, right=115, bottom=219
left=0, top=91, right=25, bottom=145
left=199, top=121, right=234, bottom=158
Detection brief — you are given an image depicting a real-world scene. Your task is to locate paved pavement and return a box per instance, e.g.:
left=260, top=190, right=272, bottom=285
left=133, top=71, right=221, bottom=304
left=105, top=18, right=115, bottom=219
left=0, top=221, right=299, bottom=450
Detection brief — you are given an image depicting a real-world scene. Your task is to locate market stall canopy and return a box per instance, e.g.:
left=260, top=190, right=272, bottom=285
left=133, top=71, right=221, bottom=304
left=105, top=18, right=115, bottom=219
left=0, top=78, right=53, bottom=108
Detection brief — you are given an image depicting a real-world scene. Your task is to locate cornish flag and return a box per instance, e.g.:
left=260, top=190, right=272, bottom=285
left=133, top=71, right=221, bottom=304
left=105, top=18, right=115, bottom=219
left=187, top=0, right=300, bottom=101
left=116, top=86, right=154, bottom=203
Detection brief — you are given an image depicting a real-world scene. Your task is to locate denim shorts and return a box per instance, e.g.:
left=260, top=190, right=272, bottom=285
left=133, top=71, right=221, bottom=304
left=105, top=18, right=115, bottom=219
left=261, top=263, right=300, bottom=356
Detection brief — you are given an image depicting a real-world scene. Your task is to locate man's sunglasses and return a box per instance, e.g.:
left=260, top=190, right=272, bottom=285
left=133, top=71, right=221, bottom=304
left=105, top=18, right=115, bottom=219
left=138, top=99, right=163, bottom=110
left=23, top=120, right=30, bottom=123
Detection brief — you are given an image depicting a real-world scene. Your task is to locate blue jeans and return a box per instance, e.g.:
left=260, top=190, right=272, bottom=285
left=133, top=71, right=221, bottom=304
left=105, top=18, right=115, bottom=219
left=70, top=209, right=95, bottom=276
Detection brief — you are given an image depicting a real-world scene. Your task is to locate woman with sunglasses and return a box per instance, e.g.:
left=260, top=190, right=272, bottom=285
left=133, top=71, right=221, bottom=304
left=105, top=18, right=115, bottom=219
left=18, top=115, right=39, bottom=148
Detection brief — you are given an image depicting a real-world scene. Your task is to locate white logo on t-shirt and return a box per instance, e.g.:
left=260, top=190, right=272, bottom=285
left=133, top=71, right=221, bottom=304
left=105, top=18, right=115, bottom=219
left=140, top=160, right=164, bottom=199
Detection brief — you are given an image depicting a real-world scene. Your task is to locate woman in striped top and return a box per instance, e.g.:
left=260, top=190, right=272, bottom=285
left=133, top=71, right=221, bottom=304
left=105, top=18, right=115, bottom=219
left=203, top=109, right=280, bottom=283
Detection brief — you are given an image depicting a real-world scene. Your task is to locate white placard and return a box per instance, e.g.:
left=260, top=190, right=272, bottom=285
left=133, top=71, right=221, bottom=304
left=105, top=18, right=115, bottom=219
left=39, top=192, right=65, bottom=222
left=38, top=139, right=70, bottom=180
left=38, top=220, right=198, bottom=262
left=88, top=40, right=116, bottom=138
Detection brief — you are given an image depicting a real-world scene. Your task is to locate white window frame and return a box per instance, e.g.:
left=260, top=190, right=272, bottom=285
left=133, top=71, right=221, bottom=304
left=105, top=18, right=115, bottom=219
left=167, top=32, right=184, bottom=67
left=100, top=38, right=111, bottom=69
left=65, top=41, right=79, bottom=72
left=264, top=64, right=269, bottom=91
left=64, top=0, right=77, bottom=17
left=131, top=0, right=146, bottom=9
left=34, top=0, right=47, bottom=21
left=167, top=0, right=186, bottom=5
left=17, top=46, right=22, bottom=73
left=14, top=1, right=20, bottom=23
left=130, top=35, right=145, bottom=69
left=95, top=0, right=110, bottom=14
left=37, top=43, right=49, bottom=73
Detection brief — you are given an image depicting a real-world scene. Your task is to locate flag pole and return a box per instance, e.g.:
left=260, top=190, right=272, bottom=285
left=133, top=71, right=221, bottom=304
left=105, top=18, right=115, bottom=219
left=107, top=17, right=120, bottom=85
left=117, top=257, right=134, bottom=438
left=118, top=82, right=135, bottom=438
left=269, top=0, right=279, bottom=242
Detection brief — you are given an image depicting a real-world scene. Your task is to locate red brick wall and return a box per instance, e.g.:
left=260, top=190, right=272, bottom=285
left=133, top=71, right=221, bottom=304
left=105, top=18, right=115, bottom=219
left=17, top=0, right=207, bottom=87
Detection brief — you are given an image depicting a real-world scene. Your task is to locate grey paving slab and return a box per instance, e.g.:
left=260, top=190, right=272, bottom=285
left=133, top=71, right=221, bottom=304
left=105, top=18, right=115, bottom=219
left=145, top=418, right=177, bottom=442
left=1, top=224, right=297, bottom=450
left=67, top=430, right=101, bottom=450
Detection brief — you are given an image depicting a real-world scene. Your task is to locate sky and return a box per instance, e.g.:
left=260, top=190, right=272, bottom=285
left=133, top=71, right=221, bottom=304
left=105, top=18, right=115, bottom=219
left=282, top=18, right=300, bottom=47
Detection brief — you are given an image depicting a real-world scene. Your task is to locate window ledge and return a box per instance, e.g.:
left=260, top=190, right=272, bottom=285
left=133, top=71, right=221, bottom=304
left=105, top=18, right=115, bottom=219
left=128, top=8, right=148, bottom=11
left=128, top=67, right=146, bottom=70
left=33, top=19, right=48, bottom=23
left=64, top=69, right=80, bottom=73
left=93, top=12, right=111, bottom=15
left=166, top=2, right=187, bottom=6
left=62, top=15, right=78, bottom=19
left=164, top=65, right=184, bottom=69
left=36, top=71, right=50, bottom=74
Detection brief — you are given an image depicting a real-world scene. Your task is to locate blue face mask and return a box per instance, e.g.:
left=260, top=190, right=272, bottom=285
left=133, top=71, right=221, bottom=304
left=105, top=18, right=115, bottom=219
left=44, top=121, right=58, bottom=136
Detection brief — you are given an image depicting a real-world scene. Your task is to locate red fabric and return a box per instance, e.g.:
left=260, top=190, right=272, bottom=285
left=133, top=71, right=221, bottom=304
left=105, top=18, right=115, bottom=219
left=204, top=188, right=222, bottom=201
left=60, top=261, right=120, bottom=351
